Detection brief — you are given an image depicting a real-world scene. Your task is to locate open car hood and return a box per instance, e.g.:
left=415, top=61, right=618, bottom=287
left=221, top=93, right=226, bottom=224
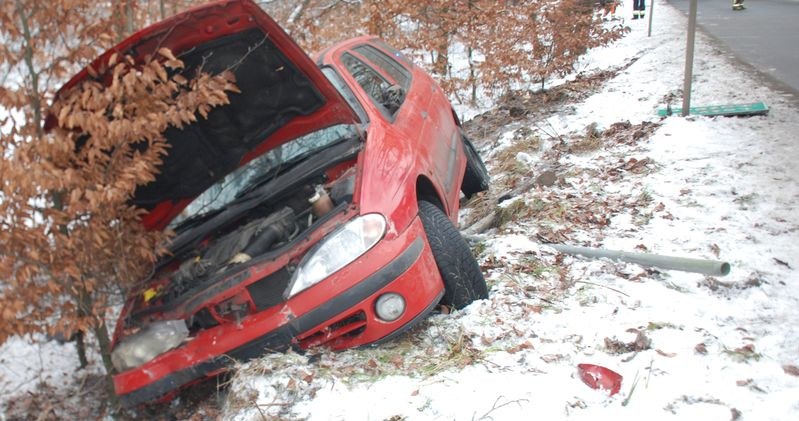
left=51, top=0, right=358, bottom=230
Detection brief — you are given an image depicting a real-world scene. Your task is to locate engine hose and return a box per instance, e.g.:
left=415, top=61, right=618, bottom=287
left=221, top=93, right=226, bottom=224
left=241, top=225, right=283, bottom=257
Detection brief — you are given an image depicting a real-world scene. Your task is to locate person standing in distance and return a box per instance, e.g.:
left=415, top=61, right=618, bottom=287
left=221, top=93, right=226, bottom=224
left=633, top=0, right=646, bottom=19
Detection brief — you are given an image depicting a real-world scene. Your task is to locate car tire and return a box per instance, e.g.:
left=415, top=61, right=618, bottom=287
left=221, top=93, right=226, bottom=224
left=460, top=134, right=490, bottom=198
left=418, top=200, right=488, bottom=309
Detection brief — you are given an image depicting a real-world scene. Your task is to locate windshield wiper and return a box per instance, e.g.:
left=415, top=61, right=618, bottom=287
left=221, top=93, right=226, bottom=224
left=175, top=146, right=322, bottom=234
left=233, top=136, right=349, bottom=201
left=232, top=166, right=282, bottom=200
left=171, top=206, right=225, bottom=233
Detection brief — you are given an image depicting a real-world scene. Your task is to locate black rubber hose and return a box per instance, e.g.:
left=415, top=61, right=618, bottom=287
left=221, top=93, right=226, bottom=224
left=242, top=226, right=283, bottom=257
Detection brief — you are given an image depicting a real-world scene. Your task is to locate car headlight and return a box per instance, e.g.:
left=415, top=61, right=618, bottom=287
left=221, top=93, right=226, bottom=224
left=286, top=213, right=386, bottom=298
left=111, top=320, right=189, bottom=372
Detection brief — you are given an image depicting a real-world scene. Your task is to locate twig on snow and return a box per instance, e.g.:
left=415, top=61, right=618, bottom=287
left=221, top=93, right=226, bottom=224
left=537, top=296, right=556, bottom=305
left=621, top=370, right=640, bottom=407
left=473, top=395, right=530, bottom=420
left=254, top=400, right=269, bottom=421
left=574, top=280, right=629, bottom=297
left=534, top=118, right=564, bottom=143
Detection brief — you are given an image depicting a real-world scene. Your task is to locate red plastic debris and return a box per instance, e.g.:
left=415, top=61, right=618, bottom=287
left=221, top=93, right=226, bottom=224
left=577, top=363, right=623, bottom=396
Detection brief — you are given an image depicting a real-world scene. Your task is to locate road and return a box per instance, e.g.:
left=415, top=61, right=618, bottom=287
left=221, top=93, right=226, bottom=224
left=667, top=0, right=799, bottom=96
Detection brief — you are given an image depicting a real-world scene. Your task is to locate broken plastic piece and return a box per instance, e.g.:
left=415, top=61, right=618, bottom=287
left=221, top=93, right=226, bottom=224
left=229, top=252, right=252, bottom=264
left=577, top=363, right=623, bottom=396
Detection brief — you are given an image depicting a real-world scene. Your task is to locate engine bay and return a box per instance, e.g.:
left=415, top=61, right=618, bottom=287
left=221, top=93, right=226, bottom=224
left=122, top=157, right=359, bottom=332
left=167, top=167, right=354, bottom=300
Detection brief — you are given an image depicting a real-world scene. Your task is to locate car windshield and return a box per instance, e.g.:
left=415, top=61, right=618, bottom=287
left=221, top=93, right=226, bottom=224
left=168, top=123, right=358, bottom=229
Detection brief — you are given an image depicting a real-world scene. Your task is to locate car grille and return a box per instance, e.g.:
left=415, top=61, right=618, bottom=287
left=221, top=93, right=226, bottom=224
left=297, top=310, right=367, bottom=349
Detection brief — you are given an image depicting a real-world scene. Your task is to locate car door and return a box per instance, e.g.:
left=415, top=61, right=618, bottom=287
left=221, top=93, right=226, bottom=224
left=341, top=43, right=461, bottom=215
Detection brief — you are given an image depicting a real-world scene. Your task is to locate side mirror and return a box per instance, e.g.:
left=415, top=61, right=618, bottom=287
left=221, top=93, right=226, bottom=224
left=380, top=84, right=405, bottom=114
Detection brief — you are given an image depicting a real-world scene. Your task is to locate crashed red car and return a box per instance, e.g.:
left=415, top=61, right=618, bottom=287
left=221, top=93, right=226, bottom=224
left=57, top=0, right=489, bottom=406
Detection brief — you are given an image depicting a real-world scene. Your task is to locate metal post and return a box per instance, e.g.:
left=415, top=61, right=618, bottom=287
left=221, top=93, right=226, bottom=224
left=548, top=244, right=731, bottom=276
left=648, top=0, right=655, bottom=37
left=682, top=0, right=698, bottom=116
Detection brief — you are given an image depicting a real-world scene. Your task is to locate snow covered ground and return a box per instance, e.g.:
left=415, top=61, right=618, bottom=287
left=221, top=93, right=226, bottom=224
left=222, top=1, right=799, bottom=420
left=2, top=1, right=798, bottom=419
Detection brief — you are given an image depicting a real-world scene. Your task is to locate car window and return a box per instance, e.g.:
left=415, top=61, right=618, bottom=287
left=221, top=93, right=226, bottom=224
left=352, top=44, right=411, bottom=91
left=370, top=39, right=412, bottom=68
left=340, top=53, right=396, bottom=117
left=321, top=66, right=369, bottom=124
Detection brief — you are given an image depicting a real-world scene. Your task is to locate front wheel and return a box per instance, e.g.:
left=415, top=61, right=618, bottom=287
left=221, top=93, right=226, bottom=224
left=418, top=201, right=488, bottom=309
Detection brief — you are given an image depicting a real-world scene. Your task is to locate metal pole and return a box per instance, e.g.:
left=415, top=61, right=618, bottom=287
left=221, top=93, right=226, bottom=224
left=548, top=244, right=731, bottom=276
left=682, top=0, right=698, bottom=116
left=648, top=0, right=655, bottom=37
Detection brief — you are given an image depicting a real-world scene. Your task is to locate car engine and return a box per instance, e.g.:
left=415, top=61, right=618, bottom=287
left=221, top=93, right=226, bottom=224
left=126, top=165, right=357, bottom=328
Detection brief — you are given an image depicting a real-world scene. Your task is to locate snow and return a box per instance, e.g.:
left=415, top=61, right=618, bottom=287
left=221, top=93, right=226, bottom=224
left=0, top=333, right=106, bottom=420
left=0, top=335, right=79, bottom=396
left=3, top=0, right=799, bottom=419
left=222, top=1, right=799, bottom=419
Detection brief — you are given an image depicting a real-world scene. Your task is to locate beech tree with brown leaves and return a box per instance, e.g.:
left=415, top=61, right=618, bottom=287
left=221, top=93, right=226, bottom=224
left=1, top=0, right=117, bottom=371
left=0, top=1, right=237, bottom=411
left=262, top=0, right=626, bottom=101
left=470, top=0, right=629, bottom=92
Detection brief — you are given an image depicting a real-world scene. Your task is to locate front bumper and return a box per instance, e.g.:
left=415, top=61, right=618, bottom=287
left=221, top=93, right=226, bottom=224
left=115, top=215, right=443, bottom=407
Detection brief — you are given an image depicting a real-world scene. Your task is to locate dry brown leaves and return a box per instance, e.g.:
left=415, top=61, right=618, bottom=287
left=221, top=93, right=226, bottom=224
left=604, top=329, right=652, bottom=355
left=0, top=47, right=238, bottom=344
left=783, top=365, right=799, bottom=377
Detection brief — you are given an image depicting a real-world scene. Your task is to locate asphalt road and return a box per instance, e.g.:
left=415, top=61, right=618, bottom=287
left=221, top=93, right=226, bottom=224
left=666, top=0, right=799, bottom=96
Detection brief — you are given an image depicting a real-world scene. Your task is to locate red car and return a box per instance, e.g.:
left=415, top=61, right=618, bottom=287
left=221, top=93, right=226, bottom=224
left=60, top=0, right=489, bottom=406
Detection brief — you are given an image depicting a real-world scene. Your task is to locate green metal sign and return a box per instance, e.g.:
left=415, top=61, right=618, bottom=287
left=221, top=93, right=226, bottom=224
left=658, top=101, right=769, bottom=117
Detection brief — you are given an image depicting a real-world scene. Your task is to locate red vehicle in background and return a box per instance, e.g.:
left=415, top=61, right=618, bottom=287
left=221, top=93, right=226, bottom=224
left=54, top=0, right=490, bottom=406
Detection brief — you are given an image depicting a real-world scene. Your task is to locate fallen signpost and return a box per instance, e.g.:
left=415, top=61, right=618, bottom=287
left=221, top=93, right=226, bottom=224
left=658, top=101, right=769, bottom=118
left=548, top=243, right=731, bottom=276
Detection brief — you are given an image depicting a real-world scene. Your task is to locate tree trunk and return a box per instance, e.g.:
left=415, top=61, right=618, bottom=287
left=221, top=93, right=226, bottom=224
left=125, top=0, right=135, bottom=36
left=74, top=286, right=92, bottom=369
left=467, top=0, right=477, bottom=103
left=75, top=331, right=89, bottom=369
left=94, top=320, right=120, bottom=412
left=15, top=0, right=43, bottom=138
left=433, top=35, right=449, bottom=76
left=468, top=45, right=477, bottom=104
left=114, top=2, right=125, bottom=42
left=366, top=1, right=383, bottom=38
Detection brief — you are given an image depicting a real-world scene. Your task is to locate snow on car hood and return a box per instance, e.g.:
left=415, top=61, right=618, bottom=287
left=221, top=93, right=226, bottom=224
left=51, top=0, right=358, bottom=230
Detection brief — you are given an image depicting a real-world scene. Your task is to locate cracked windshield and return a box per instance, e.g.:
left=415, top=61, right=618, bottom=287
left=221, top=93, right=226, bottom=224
left=169, top=123, right=357, bottom=228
